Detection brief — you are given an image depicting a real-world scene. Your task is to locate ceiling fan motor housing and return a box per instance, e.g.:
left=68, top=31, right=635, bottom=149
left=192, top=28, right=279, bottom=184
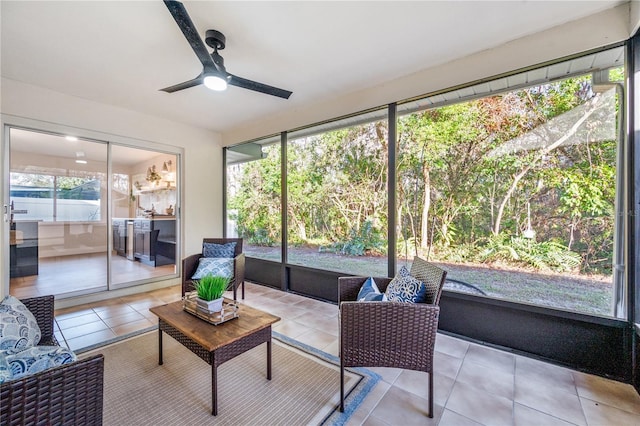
left=205, top=29, right=225, bottom=50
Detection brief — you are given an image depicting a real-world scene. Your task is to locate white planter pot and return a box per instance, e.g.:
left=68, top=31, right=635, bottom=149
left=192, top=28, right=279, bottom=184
left=197, top=297, right=224, bottom=312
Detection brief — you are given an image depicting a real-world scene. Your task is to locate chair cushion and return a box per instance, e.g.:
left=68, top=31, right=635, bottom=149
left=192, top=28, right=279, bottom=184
left=203, top=242, right=237, bottom=258
left=0, top=295, right=41, bottom=351
left=385, top=266, right=427, bottom=303
left=1, top=345, right=77, bottom=382
left=410, top=257, right=445, bottom=304
left=357, top=277, right=387, bottom=302
left=191, top=257, right=234, bottom=280
left=0, top=351, right=11, bottom=384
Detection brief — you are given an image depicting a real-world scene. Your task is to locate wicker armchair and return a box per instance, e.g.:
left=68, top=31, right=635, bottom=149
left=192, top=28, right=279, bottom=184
left=338, top=268, right=447, bottom=418
left=182, top=238, right=245, bottom=300
left=0, top=295, right=104, bottom=426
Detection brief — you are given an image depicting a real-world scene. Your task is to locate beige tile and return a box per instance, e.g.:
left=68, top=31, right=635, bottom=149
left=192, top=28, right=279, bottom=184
left=292, top=311, right=333, bottom=329
left=515, top=376, right=586, bottom=426
left=323, top=340, right=339, bottom=357
left=392, top=369, right=430, bottom=399
left=56, top=311, right=103, bottom=329
left=439, top=409, right=484, bottom=426
left=272, top=318, right=312, bottom=339
left=101, top=310, right=147, bottom=327
left=515, top=355, right=576, bottom=396
left=370, top=385, right=441, bottom=424
left=433, top=373, right=457, bottom=407
left=573, top=371, right=640, bottom=415
left=111, top=318, right=156, bottom=336
left=457, top=358, right=515, bottom=399
left=435, top=351, right=464, bottom=380
left=513, top=403, right=576, bottom=426
left=66, top=329, right=117, bottom=351
left=367, top=366, right=402, bottom=385
left=446, top=381, right=514, bottom=426
left=294, top=328, right=337, bottom=350
left=93, top=304, right=138, bottom=319
left=581, top=396, right=640, bottom=426
left=435, top=333, right=470, bottom=359
left=465, top=344, right=515, bottom=375
left=264, top=303, right=308, bottom=321
left=362, top=414, right=391, bottom=425
left=60, top=320, right=110, bottom=339
left=348, top=381, right=391, bottom=425
left=54, top=307, right=96, bottom=320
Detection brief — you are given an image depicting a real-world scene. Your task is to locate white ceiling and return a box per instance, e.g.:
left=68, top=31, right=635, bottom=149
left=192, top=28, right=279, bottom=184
left=1, top=1, right=627, bottom=137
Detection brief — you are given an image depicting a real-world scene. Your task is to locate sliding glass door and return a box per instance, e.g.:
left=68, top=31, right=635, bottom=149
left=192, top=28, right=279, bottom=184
left=110, top=145, right=178, bottom=288
left=7, top=127, right=179, bottom=299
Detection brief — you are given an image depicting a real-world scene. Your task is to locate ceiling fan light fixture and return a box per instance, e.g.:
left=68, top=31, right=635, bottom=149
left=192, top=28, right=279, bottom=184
left=203, top=74, right=227, bottom=91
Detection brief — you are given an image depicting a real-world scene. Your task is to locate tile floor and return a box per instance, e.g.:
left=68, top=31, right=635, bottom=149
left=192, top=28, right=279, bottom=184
left=53, top=282, right=640, bottom=426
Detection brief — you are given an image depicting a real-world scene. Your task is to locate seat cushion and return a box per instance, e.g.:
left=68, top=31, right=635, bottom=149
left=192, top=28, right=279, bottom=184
left=410, top=257, right=445, bottom=304
left=0, top=295, right=41, bottom=351
left=203, top=242, right=237, bottom=258
left=0, top=351, right=11, bottom=384
left=385, top=266, right=427, bottom=303
left=2, top=345, right=77, bottom=382
left=191, top=257, right=234, bottom=280
left=357, top=277, right=387, bottom=302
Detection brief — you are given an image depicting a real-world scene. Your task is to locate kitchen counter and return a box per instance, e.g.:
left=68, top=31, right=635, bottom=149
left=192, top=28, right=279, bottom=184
left=10, top=221, right=39, bottom=277
left=113, top=218, right=176, bottom=267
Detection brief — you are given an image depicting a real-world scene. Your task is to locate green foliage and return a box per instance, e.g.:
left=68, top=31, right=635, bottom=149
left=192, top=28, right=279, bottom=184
left=227, top=72, right=618, bottom=279
left=195, top=275, right=230, bottom=301
left=478, top=234, right=581, bottom=272
left=330, top=220, right=386, bottom=256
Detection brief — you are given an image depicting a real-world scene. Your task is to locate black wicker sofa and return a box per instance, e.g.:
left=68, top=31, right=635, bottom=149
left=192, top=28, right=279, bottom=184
left=0, top=295, right=104, bottom=426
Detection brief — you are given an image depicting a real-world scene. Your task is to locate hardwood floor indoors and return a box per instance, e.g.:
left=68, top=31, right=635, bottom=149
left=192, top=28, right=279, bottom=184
left=10, top=252, right=175, bottom=299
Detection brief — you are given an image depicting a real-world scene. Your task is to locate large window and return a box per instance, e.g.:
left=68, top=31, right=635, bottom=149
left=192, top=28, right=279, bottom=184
left=286, top=113, right=389, bottom=275
left=226, top=138, right=282, bottom=261
left=397, top=70, right=623, bottom=317
left=11, top=173, right=102, bottom=222
left=224, top=45, right=627, bottom=318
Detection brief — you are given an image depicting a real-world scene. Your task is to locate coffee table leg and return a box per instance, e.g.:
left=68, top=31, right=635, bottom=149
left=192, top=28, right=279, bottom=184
left=267, top=340, right=272, bottom=380
left=212, top=361, right=218, bottom=416
left=158, top=327, right=163, bottom=365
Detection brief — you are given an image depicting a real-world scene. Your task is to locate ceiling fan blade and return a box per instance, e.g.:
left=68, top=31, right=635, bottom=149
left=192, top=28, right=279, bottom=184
left=160, top=76, right=203, bottom=93
left=228, top=74, right=292, bottom=99
left=163, top=0, right=217, bottom=71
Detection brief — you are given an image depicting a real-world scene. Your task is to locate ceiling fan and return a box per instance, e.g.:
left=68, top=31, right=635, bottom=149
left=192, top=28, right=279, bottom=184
left=160, top=0, right=292, bottom=99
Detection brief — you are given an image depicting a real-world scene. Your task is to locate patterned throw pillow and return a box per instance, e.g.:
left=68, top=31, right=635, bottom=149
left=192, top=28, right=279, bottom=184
left=410, top=257, right=445, bottom=304
left=203, top=242, right=237, bottom=258
left=385, top=266, right=427, bottom=303
left=0, top=351, right=11, bottom=384
left=356, top=277, right=387, bottom=302
left=192, top=257, right=234, bottom=280
left=0, top=295, right=41, bottom=351
left=3, top=345, right=77, bottom=382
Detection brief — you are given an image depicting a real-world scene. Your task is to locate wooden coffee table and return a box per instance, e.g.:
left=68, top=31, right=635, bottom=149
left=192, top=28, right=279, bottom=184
left=149, top=300, right=280, bottom=415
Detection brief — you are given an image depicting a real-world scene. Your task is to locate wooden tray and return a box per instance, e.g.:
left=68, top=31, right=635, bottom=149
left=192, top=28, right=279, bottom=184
left=182, top=293, right=239, bottom=325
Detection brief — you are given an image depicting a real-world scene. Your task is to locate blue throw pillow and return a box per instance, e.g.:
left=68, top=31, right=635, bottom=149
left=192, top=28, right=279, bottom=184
left=0, top=351, right=11, bottom=384
left=357, top=277, right=387, bottom=302
left=385, top=266, right=427, bottom=303
left=192, top=257, right=234, bottom=280
left=3, top=345, right=77, bottom=382
left=0, top=295, right=41, bottom=351
left=203, top=242, right=237, bottom=258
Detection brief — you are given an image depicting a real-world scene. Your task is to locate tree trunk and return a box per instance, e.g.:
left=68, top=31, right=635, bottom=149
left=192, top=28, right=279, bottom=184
left=493, top=94, right=601, bottom=235
left=420, top=167, right=431, bottom=249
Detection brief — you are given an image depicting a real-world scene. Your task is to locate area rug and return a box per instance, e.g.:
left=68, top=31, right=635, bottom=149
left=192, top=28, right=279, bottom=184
left=80, top=330, right=379, bottom=425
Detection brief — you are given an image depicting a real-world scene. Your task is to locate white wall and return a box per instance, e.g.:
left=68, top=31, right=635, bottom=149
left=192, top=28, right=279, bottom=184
left=1, top=78, right=222, bottom=300
left=222, top=4, right=632, bottom=145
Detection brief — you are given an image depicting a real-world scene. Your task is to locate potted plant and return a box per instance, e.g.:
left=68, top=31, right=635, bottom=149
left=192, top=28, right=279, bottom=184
left=194, top=274, right=231, bottom=312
